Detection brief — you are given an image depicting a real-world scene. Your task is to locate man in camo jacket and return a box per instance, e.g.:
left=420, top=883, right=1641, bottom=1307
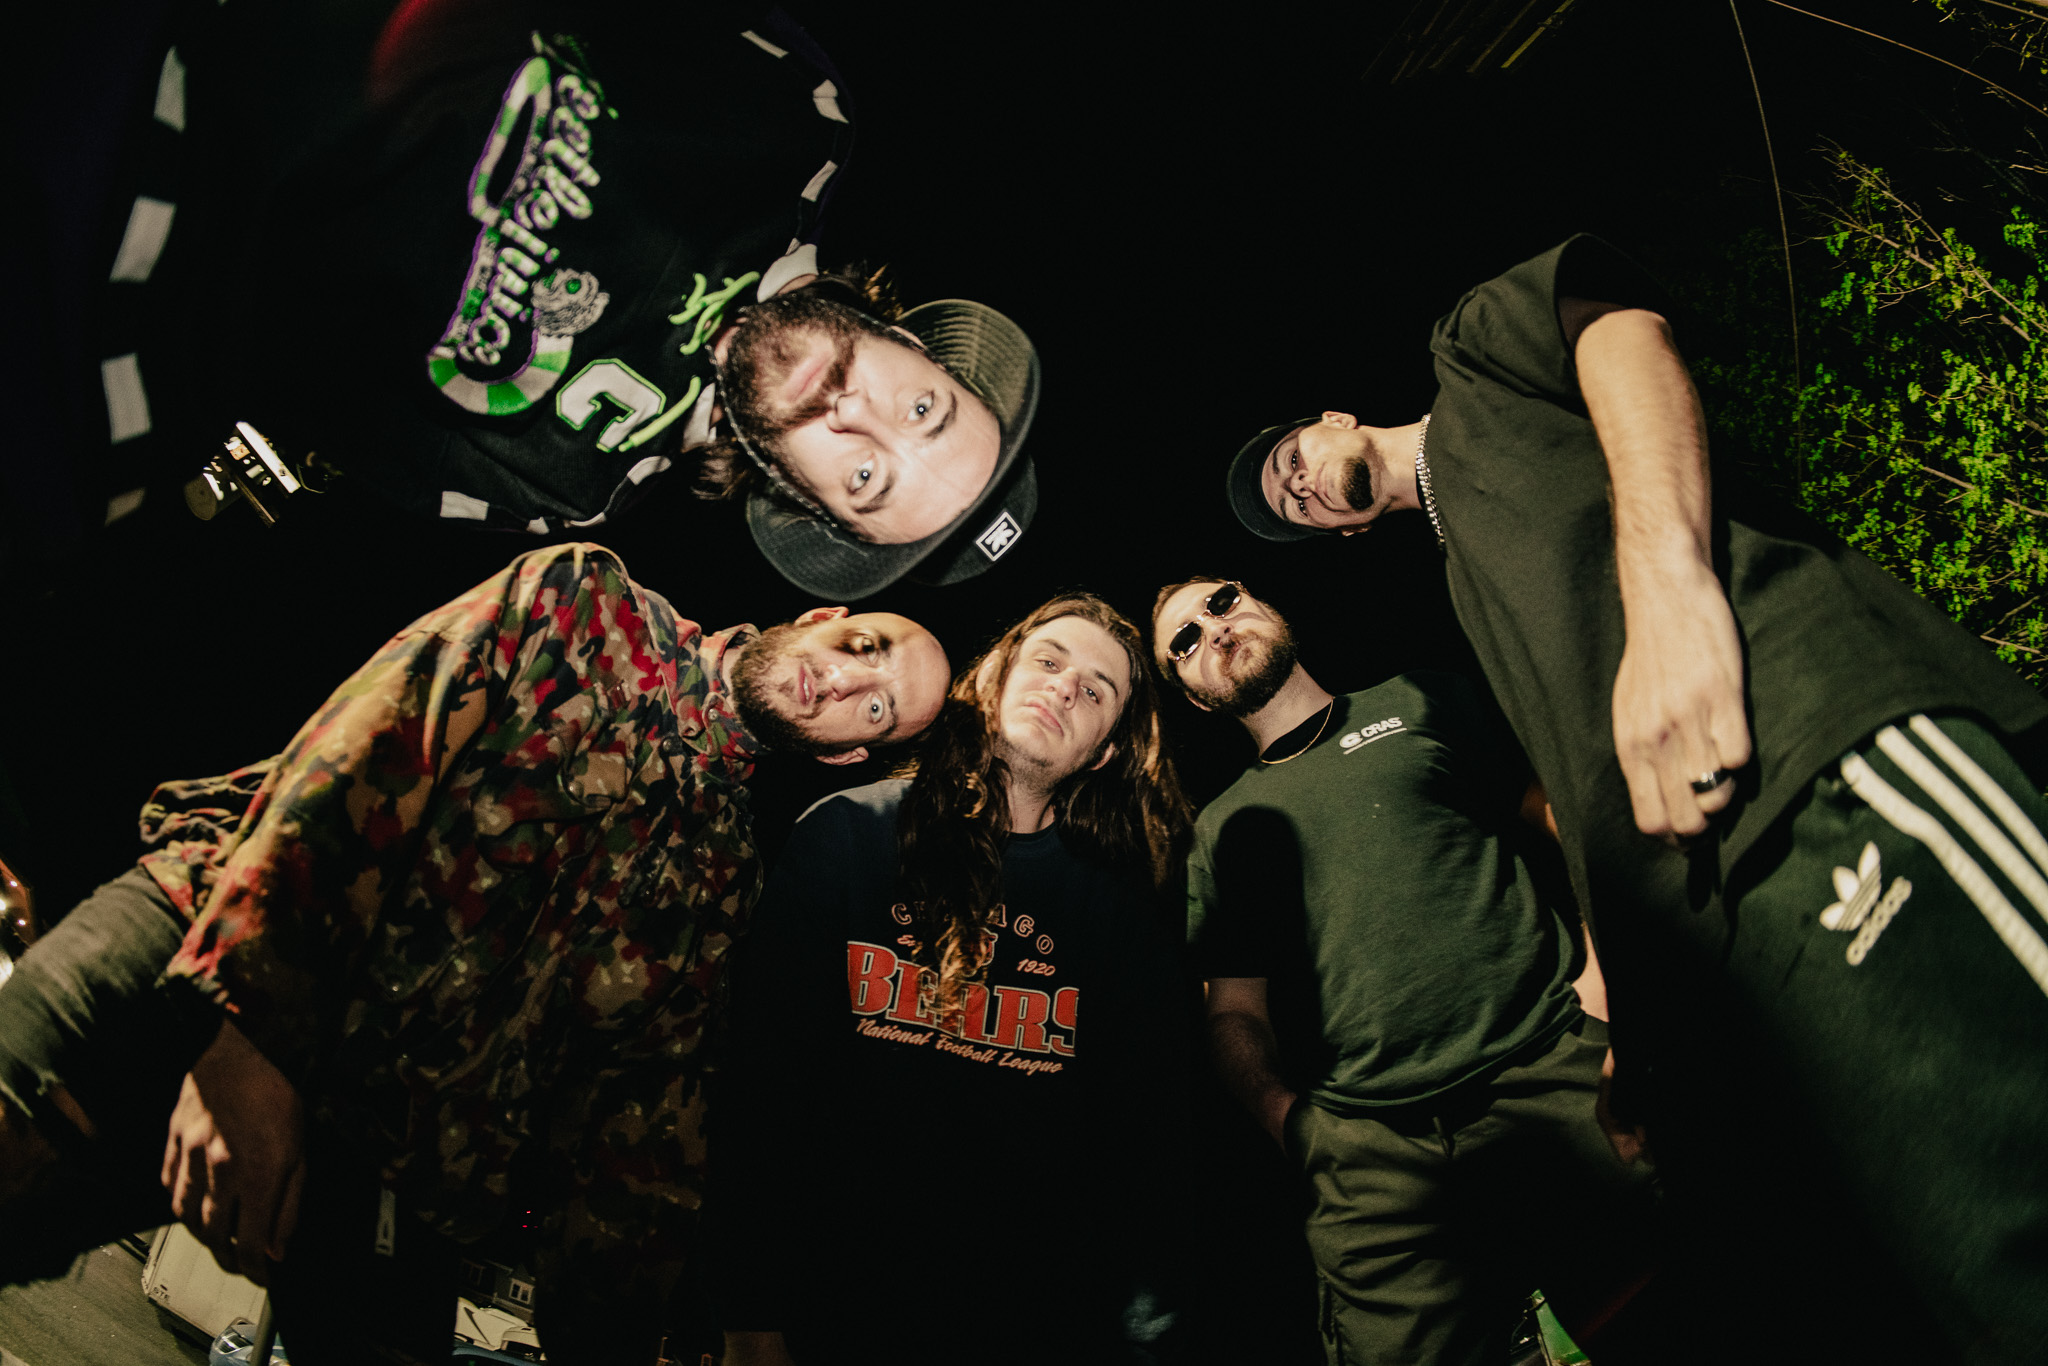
left=0, top=542, right=949, bottom=1365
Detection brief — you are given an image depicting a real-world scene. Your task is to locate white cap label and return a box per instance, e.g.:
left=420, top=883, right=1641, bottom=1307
left=977, top=510, right=1022, bottom=561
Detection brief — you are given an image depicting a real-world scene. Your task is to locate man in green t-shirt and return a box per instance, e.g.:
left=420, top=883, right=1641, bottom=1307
left=1151, top=576, right=1654, bottom=1366
left=1223, top=238, right=2048, bottom=1363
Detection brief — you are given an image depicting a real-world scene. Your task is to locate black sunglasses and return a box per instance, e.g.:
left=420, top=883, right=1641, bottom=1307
left=1167, top=582, right=1243, bottom=662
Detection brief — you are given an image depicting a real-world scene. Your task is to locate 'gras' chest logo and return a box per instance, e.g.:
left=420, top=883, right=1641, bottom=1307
left=1339, top=717, right=1405, bottom=753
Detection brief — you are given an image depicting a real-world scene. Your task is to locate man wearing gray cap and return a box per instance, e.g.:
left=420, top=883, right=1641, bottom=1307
left=1224, top=236, right=2048, bottom=1361
left=694, top=271, right=1041, bottom=598
left=140, top=2, right=1040, bottom=600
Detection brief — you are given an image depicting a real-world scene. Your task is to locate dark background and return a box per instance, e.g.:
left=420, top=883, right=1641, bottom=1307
left=5, top=0, right=2035, bottom=1356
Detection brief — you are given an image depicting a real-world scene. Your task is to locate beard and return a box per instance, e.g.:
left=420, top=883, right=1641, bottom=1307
left=730, top=621, right=838, bottom=757
left=1187, top=620, right=1300, bottom=718
left=1338, top=451, right=1376, bottom=511
left=718, top=291, right=901, bottom=477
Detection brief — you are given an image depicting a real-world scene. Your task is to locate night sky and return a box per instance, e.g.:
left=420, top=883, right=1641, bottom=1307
left=20, top=0, right=2020, bottom=896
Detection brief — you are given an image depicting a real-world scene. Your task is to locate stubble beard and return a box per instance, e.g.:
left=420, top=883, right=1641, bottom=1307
left=730, top=622, right=837, bottom=757
left=1188, top=624, right=1300, bottom=718
left=994, top=709, right=1072, bottom=794
left=994, top=689, right=1113, bottom=796
left=719, top=293, right=898, bottom=471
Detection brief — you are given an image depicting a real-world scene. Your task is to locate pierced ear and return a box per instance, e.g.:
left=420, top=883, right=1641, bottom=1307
left=794, top=606, right=850, bottom=625
left=1087, top=742, right=1118, bottom=773
left=816, top=746, right=869, bottom=767
left=1320, top=411, right=1359, bottom=429
left=888, top=325, right=929, bottom=352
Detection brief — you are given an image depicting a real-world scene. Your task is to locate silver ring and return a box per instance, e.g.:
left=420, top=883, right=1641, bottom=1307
left=1690, top=769, right=1733, bottom=794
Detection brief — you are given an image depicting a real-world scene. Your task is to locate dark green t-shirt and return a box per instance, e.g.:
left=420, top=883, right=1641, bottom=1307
left=1186, top=673, right=1580, bottom=1111
left=1425, top=235, right=2048, bottom=903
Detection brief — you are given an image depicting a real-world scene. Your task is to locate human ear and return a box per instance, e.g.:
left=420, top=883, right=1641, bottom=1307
left=794, top=606, right=850, bottom=625
left=1087, top=742, right=1118, bottom=773
left=974, top=653, right=1003, bottom=695
left=888, top=325, right=929, bottom=352
left=1320, top=411, right=1359, bottom=429
left=816, top=747, right=869, bottom=767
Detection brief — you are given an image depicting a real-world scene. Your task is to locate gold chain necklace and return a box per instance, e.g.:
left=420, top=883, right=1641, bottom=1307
left=1261, top=701, right=1335, bottom=765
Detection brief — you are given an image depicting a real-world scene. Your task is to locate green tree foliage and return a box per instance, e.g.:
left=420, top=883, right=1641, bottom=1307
left=1697, top=149, right=2048, bottom=684
left=1684, top=0, right=2048, bottom=685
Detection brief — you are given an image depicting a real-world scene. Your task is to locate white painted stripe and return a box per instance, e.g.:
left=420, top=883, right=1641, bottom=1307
left=102, top=354, right=151, bottom=443
left=439, top=490, right=490, bottom=520
left=109, top=196, right=177, bottom=282
left=813, top=80, right=848, bottom=123
left=1874, top=725, right=2048, bottom=923
left=799, top=159, right=839, bottom=203
left=679, top=382, right=718, bottom=448
left=626, top=454, right=671, bottom=484
left=739, top=30, right=788, bottom=57
left=1907, top=713, right=2048, bottom=889
left=756, top=242, right=819, bottom=300
left=105, top=487, right=147, bottom=524
left=155, top=47, right=186, bottom=131
left=1840, top=750, right=2048, bottom=998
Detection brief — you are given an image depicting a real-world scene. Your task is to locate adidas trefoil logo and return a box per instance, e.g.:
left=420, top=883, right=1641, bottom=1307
left=1820, top=841, right=1913, bottom=965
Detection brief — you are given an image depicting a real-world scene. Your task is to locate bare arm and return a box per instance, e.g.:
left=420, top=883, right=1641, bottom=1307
left=161, top=1019, right=305, bottom=1284
left=1569, top=301, right=1751, bottom=839
left=1206, top=977, right=1297, bottom=1151
left=158, top=641, right=493, bottom=1284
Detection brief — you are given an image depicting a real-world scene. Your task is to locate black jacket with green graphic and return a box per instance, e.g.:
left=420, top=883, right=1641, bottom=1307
left=187, top=3, right=855, bottom=530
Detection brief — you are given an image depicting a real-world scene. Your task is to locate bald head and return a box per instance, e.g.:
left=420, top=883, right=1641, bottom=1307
left=729, top=607, right=950, bottom=764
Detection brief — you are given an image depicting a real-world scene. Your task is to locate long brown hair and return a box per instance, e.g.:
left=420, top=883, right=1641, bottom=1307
left=894, top=593, right=1193, bottom=1029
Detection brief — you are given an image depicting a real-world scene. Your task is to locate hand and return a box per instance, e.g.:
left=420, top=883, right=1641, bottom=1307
left=1595, top=1048, right=1649, bottom=1166
left=161, top=1020, right=306, bottom=1285
left=1610, top=560, right=1751, bottom=839
left=723, top=1331, right=799, bottom=1366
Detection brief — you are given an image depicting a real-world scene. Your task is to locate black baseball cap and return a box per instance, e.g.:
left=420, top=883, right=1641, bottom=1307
left=747, top=299, right=1041, bottom=599
left=1227, top=417, right=1323, bottom=542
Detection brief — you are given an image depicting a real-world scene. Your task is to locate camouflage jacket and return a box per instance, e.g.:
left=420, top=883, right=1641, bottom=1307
left=138, top=543, right=761, bottom=1300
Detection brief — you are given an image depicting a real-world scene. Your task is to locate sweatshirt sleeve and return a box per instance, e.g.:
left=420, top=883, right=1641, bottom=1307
left=1091, top=875, right=1198, bottom=1358
left=711, top=795, right=865, bottom=1331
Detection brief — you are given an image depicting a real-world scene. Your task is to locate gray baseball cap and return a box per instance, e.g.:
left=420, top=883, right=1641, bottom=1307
left=747, top=299, right=1040, bottom=598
